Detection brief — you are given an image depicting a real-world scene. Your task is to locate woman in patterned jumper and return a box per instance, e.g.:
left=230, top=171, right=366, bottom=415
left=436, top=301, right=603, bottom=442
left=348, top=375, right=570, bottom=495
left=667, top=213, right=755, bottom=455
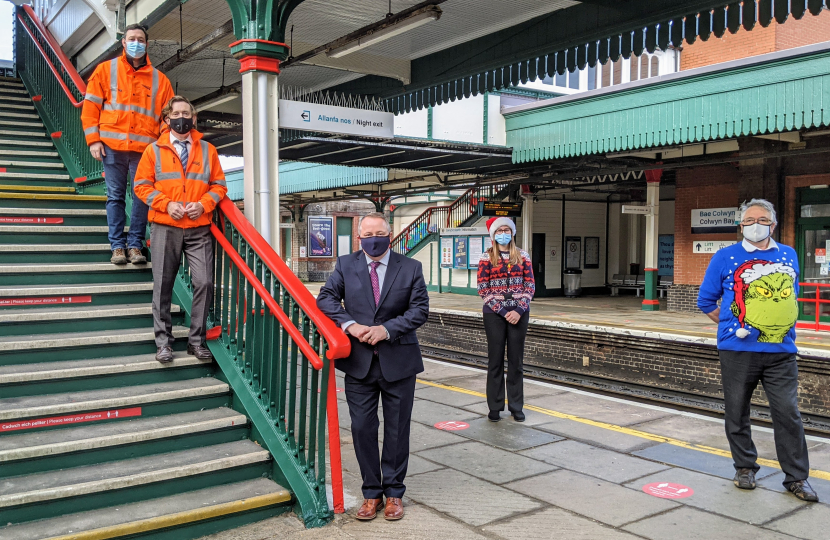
left=477, top=216, right=535, bottom=422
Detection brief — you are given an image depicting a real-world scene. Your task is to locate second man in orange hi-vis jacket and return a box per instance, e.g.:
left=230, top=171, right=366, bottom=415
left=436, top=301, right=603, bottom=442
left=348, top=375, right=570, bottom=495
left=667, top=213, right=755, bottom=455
left=81, top=24, right=174, bottom=266
left=134, top=96, right=227, bottom=364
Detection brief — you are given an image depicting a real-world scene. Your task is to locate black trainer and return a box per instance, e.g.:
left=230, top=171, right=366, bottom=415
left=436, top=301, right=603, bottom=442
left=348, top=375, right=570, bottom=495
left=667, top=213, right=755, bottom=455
left=512, top=411, right=526, bottom=422
left=788, top=480, right=819, bottom=502
left=733, top=468, right=756, bottom=490
left=488, top=411, right=501, bottom=422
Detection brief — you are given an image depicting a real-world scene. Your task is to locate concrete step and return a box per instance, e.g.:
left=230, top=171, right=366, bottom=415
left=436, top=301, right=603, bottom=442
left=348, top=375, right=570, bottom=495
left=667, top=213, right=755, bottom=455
left=0, top=243, right=116, bottom=263
left=0, top=95, right=34, bottom=104
left=0, top=138, right=51, bottom=147
left=0, top=441, right=271, bottom=525
left=0, top=159, right=63, bottom=169
left=0, top=478, right=290, bottom=540
left=0, top=303, right=177, bottom=336
left=0, top=206, right=103, bottom=215
left=0, top=111, right=39, bottom=120
left=0, top=224, right=125, bottom=243
left=0, top=407, right=246, bottom=466
left=0, top=170, right=70, bottom=181
left=0, top=120, right=43, bottom=130
left=0, top=282, right=154, bottom=310
left=0, top=148, right=58, bottom=158
left=0, top=325, right=189, bottom=363
left=0, top=129, right=47, bottom=138
left=0, top=192, right=107, bottom=210
left=0, top=102, right=35, bottom=111
left=0, top=261, right=152, bottom=286
left=0, top=376, right=229, bottom=422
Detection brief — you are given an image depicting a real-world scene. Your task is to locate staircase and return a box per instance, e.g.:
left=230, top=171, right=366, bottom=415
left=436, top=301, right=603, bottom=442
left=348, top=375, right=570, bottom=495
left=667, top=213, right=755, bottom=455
left=0, top=76, right=306, bottom=538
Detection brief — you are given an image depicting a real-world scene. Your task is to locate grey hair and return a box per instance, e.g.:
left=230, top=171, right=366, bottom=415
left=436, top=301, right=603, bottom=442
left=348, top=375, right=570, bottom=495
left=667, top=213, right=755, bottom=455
left=358, top=212, right=391, bottom=234
left=740, top=198, right=777, bottom=224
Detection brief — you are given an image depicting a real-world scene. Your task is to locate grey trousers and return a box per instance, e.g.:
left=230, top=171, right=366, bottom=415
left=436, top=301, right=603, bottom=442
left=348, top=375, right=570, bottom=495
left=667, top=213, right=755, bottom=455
left=150, top=223, right=213, bottom=348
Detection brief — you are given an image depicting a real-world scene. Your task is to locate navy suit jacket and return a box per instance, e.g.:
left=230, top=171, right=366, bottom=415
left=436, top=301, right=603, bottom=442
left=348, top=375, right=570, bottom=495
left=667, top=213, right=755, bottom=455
left=316, top=249, right=430, bottom=382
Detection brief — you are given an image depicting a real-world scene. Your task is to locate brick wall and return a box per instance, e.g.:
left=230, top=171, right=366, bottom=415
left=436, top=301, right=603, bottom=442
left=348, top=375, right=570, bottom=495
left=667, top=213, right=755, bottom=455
left=418, top=311, right=830, bottom=417
left=673, top=166, right=740, bottom=286
left=666, top=284, right=701, bottom=313
left=681, top=11, right=830, bottom=71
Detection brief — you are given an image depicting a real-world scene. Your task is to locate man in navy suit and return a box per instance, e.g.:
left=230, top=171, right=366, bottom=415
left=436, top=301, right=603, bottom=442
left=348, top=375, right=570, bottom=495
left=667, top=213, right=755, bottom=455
left=317, top=212, right=429, bottom=522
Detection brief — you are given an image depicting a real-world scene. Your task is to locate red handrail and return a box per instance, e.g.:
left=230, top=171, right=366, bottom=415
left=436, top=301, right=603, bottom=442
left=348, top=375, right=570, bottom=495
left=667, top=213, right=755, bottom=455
left=21, top=5, right=87, bottom=94
left=216, top=198, right=351, bottom=360
left=796, top=282, right=830, bottom=332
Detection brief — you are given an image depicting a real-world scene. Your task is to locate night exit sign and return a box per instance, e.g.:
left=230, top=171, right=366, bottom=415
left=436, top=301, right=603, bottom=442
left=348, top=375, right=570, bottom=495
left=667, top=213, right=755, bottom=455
left=478, top=201, right=523, bottom=217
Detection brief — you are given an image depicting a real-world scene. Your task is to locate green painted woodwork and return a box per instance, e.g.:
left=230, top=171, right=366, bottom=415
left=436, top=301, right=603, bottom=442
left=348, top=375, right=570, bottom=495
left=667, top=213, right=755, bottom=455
left=0, top=196, right=105, bottom=209
left=505, top=45, right=830, bottom=162
left=0, top=312, right=181, bottom=337
left=643, top=270, right=659, bottom=311
left=0, top=251, right=114, bottom=264
left=0, top=338, right=188, bottom=364
left=0, top=270, right=153, bottom=286
left=225, top=0, right=303, bottom=54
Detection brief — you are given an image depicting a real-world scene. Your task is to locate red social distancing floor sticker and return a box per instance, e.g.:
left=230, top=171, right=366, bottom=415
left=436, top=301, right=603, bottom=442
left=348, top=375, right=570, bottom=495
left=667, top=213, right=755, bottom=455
left=0, top=408, right=142, bottom=433
left=434, top=421, right=469, bottom=431
left=642, top=482, right=694, bottom=499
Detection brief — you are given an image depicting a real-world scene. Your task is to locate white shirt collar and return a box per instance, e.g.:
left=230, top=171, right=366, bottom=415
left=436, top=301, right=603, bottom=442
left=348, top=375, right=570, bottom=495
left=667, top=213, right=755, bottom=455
left=366, top=249, right=391, bottom=267
left=170, top=132, right=193, bottom=147
left=742, top=238, right=779, bottom=252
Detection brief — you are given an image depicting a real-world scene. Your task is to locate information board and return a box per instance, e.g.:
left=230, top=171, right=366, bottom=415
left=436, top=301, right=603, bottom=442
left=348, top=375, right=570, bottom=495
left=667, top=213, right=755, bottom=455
left=478, top=202, right=523, bottom=217
left=658, top=235, right=674, bottom=276
left=440, top=237, right=453, bottom=268
left=453, top=237, right=468, bottom=269
left=468, top=237, right=485, bottom=268
left=691, top=208, right=738, bottom=234
left=278, top=100, right=394, bottom=138
left=307, top=216, right=334, bottom=258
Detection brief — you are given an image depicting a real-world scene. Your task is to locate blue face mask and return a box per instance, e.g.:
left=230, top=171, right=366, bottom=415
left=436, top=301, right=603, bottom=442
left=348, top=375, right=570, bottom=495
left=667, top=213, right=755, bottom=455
left=125, top=41, right=146, bottom=59
left=361, top=235, right=390, bottom=257
left=494, top=233, right=512, bottom=246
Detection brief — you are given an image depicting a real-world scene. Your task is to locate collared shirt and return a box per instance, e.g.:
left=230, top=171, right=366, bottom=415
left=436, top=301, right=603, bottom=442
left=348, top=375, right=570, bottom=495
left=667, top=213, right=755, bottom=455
left=170, top=132, right=193, bottom=159
left=742, top=238, right=779, bottom=252
left=341, top=249, right=392, bottom=339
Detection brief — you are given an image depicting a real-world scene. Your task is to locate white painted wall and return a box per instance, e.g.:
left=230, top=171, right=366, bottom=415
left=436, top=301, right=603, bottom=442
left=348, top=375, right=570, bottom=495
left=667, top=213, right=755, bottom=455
left=394, top=107, right=428, bottom=139
left=486, top=93, right=506, bottom=146
left=565, top=201, right=608, bottom=287
left=433, top=94, right=484, bottom=144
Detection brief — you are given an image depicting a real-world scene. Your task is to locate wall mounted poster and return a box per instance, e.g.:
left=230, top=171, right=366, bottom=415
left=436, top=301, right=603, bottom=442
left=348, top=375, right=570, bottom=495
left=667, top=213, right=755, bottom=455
left=584, top=237, right=600, bottom=269
left=440, top=237, right=453, bottom=268
left=453, top=237, right=468, bottom=269
left=307, top=216, right=334, bottom=258
left=565, top=237, right=581, bottom=269
left=468, top=237, right=485, bottom=268
left=658, top=235, right=675, bottom=276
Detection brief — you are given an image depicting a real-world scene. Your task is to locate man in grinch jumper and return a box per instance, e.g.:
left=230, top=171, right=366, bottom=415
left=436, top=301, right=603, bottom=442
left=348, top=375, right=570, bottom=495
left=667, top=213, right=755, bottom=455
left=698, top=198, right=817, bottom=502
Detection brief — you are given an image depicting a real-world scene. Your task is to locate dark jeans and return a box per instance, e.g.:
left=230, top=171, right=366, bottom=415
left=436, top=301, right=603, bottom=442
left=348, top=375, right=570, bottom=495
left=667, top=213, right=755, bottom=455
left=719, top=350, right=810, bottom=486
left=483, top=311, right=529, bottom=414
left=102, top=145, right=148, bottom=250
left=344, top=355, right=416, bottom=499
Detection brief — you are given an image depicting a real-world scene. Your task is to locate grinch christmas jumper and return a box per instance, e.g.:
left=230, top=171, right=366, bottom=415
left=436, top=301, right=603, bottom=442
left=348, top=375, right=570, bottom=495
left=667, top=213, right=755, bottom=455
left=697, top=239, right=799, bottom=354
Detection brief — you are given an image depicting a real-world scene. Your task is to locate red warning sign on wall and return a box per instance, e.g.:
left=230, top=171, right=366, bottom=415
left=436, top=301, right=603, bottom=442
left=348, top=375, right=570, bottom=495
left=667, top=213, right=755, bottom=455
left=642, top=482, right=694, bottom=499
left=0, top=217, right=64, bottom=224
left=0, top=296, right=93, bottom=306
left=0, top=407, right=142, bottom=433
left=434, top=421, right=470, bottom=431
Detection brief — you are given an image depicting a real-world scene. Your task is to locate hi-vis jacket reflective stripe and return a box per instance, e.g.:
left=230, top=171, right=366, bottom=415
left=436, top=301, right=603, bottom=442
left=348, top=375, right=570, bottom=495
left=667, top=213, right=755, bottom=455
left=134, top=129, right=227, bottom=229
left=81, top=53, right=174, bottom=153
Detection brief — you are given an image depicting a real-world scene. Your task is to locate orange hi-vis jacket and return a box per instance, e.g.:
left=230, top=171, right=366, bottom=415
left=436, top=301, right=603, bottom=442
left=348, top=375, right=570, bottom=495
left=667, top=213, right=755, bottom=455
left=81, top=53, right=174, bottom=153
left=134, top=130, right=228, bottom=229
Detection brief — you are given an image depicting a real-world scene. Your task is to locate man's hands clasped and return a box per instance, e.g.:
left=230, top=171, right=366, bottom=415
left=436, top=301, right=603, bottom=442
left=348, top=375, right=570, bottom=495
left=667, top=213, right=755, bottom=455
left=345, top=323, right=389, bottom=346
left=166, top=202, right=204, bottom=220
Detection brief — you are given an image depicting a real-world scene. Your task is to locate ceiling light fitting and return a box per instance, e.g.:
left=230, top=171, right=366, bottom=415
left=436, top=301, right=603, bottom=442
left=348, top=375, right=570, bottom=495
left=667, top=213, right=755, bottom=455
left=325, top=5, right=441, bottom=58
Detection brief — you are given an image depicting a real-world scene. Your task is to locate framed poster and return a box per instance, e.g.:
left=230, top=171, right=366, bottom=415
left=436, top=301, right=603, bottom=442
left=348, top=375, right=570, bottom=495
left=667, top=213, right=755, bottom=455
left=565, top=236, right=581, bottom=270
left=468, top=237, right=484, bottom=268
left=658, top=235, right=674, bottom=276
left=483, top=236, right=493, bottom=252
left=440, top=237, right=453, bottom=268
left=307, top=216, right=334, bottom=258
left=453, top=237, right=468, bottom=269
left=584, top=236, right=600, bottom=269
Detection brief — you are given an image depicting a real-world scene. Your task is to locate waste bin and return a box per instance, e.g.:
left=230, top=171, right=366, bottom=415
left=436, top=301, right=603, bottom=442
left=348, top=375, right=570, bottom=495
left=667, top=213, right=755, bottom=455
left=563, top=269, right=582, bottom=298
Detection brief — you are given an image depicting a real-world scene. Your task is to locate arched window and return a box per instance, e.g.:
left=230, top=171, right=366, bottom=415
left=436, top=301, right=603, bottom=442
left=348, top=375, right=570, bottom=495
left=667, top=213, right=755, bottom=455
left=630, top=56, right=639, bottom=82
left=640, top=54, right=650, bottom=79
left=650, top=56, right=660, bottom=78
left=612, top=59, right=622, bottom=85
left=602, top=61, right=611, bottom=87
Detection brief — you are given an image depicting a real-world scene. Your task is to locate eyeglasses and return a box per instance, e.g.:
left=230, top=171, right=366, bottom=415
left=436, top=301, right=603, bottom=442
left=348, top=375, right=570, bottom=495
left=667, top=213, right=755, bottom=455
left=495, top=227, right=513, bottom=234
left=741, top=218, right=773, bottom=226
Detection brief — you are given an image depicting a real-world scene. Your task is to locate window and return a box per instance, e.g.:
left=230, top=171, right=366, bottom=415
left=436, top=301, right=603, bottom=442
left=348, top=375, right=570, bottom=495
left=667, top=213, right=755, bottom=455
left=587, top=65, right=597, bottom=90
left=640, top=55, right=649, bottom=79
left=568, top=69, right=579, bottom=89
left=601, top=61, right=611, bottom=88
left=650, top=56, right=660, bottom=78
left=541, top=75, right=553, bottom=85
left=629, top=56, right=639, bottom=82
left=555, top=71, right=567, bottom=87
left=612, top=59, right=622, bottom=85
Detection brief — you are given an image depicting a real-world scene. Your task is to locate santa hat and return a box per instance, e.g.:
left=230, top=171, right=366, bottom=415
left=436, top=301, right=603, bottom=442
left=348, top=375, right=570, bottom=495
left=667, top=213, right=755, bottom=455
left=486, top=217, right=516, bottom=242
left=731, top=259, right=796, bottom=338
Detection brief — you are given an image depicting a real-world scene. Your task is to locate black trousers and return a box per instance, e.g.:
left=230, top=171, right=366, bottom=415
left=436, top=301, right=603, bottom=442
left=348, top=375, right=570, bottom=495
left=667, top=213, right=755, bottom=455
left=344, top=355, right=416, bottom=499
left=483, top=311, right=529, bottom=414
left=719, top=350, right=810, bottom=486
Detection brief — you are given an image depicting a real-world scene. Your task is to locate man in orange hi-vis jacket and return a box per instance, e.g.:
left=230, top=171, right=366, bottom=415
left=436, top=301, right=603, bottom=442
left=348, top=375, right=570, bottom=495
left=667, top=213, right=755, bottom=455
left=134, top=96, right=227, bottom=364
left=82, top=24, right=174, bottom=266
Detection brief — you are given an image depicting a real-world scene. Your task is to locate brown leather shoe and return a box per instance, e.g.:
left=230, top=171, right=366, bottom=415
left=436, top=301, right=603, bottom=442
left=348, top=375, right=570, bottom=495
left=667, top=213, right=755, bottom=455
left=384, top=497, right=404, bottom=521
left=356, top=498, right=382, bottom=520
left=187, top=344, right=213, bottom=360
left=111, top=248, right=127, bottom=265
left=127, top=247, right=146, bottom=264
left=155, top=346, right=174, bottom=363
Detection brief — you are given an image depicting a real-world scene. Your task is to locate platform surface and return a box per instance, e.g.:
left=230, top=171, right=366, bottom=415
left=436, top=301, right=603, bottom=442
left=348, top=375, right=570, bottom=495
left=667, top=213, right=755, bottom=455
left=200, top=358, right=830, bottom=540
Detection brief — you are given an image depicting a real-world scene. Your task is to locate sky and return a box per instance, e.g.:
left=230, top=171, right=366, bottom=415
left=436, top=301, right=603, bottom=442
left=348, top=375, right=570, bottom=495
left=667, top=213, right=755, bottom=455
left=1, top=1, right=13, bottom=62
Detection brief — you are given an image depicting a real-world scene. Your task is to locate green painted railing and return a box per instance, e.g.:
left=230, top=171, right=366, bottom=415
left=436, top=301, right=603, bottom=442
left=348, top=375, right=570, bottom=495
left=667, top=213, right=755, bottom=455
left=175, top=198, right=350, bottom=527
left=14, top=5, right=104, bottom=191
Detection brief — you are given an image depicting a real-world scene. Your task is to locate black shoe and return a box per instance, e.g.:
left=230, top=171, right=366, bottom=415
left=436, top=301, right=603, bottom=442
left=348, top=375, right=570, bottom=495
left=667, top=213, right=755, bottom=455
left=155, top=346, right=174, bottom=364
left=488, top=411, right=501, bottom=422
left=733, top=468, right=756, bottom=490
left=187, top=343, right=213, bottom=360
left=512, top=411, right=526, bottom=423
left=788, top=480, right=819, bottom=502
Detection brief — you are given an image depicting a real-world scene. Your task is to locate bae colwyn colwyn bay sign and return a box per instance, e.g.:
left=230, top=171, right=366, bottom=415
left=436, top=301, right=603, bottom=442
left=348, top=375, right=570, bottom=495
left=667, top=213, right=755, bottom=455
left=691, top=208, right=738, bottom=234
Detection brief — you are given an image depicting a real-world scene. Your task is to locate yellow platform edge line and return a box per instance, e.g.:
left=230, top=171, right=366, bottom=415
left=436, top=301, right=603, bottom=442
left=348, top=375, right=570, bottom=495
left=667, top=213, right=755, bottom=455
left=43, top=491, right=292, bottom=540
left=0, top=185, right=76, bottom=193
left=0, top=192, right=106, bottom=201
left=416, top=378, right=830, bottom=482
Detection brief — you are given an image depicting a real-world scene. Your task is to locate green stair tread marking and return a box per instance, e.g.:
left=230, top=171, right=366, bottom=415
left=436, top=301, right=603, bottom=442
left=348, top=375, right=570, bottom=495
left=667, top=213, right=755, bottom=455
left=0, top=225, right=120, bottom=233
left=0, top=262, right=152, bottom=273
left=0, top=244, right=111, bottom=252
left=0, top=376, right=228, bottom=421
left=0, top=440, right=270, bottom=508
left=0, top=303, right=176, bottom=324
left=0, top=208, right=104, bottom=215
left=0, top=160, right=64, bottom=168
left=0, top=282, right=154, bottom=297
left=0, top=149, right=59, bottom=157
left=0, top=326, right=188, bottom=353
left=0, top=478, right=289, bottom=540
left=0, top=139, right=52, bottom=147
left=0, top=407, right=246, bottom=461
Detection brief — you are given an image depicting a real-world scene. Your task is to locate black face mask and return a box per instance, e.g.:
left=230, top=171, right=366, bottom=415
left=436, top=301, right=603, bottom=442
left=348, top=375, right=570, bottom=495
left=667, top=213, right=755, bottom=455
left=168, top=117, right=193, bottom=135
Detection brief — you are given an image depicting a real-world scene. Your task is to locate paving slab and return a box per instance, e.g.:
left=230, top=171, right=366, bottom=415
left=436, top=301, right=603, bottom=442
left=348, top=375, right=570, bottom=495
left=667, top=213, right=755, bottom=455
left=627, top=467, right=806, bottom=524
left=633, top=443, right=779, bottom=480
left=415, top=385, right=484, bottom=407
left=534, top=416, right=659, bottom=453
left=410, top=399, right=482, bottom=426
left=416, top=363, right=480, bottom=382
left=416, top=441, right=557, bottom=484
left=483, top=507, right=642, bottom=540
left=798, top=441, right=830, bottom=473
left=406, top=454, right=447, bottom=476
left=405, top=469, right=542, bottom=526
left=421, top=373, right=489, bottom=392
left=623, top=506, right=796, bottom=540
left=451, top=416, right=563, bottom=451
left=461, top=402, right=555, bottom=426
left=520, top=440, right=669, bottom=483
left=525, top=392, right=670, bottom=427
left=757, top=471, right=830, bottom=500
left=341, top=502, right=489, bottom=539
left=408, top=419, right=468, bottom=451
left=763, top=502, right=830, bottom=539
left=504, top=469, right=678, bottom=527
